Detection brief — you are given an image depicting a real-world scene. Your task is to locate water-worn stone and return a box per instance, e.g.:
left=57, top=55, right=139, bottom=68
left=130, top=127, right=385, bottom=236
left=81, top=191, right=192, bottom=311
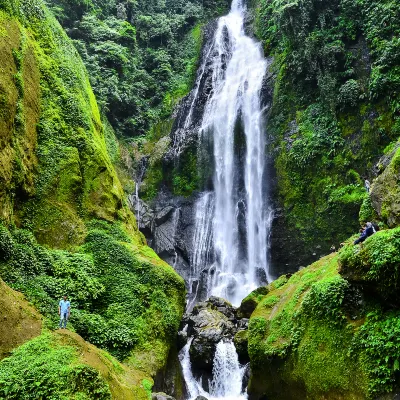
left=234, top=329, right=249, bottom=363
left=152, top=393, right=176, bottom=400
left=238, top=286, right=269, bottom=318
left=195, top=396, right=209, bottom=400
left=189, top=306, right=235, bottom=370
left=184, top=297, right=251, bottom=372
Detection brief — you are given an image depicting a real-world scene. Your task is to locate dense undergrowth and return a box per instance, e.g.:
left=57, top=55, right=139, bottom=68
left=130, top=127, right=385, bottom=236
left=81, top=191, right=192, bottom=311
left=0, top=221, right=184, bottom=362
left=255, top=0, right=400, bottom=256
left=0, top=333, right=111, bottom=400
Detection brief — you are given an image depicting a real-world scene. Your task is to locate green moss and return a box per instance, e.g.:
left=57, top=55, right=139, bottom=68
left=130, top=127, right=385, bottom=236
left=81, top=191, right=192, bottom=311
left=142, top=378, right=153, bottom=400
left=0, top=332, right=111, bottom=399
left=249, top=229, right=400, bottom=399
left=338, top=227, right=400, bottom=301
left=248, top=254, right=368, bottom=399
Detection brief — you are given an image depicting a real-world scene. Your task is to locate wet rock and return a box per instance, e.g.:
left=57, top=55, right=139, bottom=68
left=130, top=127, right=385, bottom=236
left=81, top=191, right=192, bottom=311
left=238, top=286, right=269, bottom=318
left=152, top=393, right=176, bottom=400
left=195, top=396, right=209, bottom=400
left=207, top=296, right=237, bottom=321
left=177, top=323, right=189, bottom=350
left=188, top=300, right=236, bottom=371
left=153, top=344, right=188, bottom=400
left=234, top=329, right=249, bottom=363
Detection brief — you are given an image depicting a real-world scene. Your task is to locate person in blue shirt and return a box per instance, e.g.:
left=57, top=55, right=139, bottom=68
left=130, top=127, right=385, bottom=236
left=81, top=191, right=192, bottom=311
left=59, top=295, right=71, bottom=329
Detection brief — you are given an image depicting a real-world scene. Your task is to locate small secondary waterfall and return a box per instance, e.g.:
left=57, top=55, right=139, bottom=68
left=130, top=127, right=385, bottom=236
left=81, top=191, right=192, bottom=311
left=180, top=339, right=247, bottom=400
left=189, top=0, right=273, bottom=306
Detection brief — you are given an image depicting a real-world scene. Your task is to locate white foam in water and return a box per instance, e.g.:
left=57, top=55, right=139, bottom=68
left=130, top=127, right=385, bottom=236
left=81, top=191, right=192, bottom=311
left=179, top=339, right=247, bottom=400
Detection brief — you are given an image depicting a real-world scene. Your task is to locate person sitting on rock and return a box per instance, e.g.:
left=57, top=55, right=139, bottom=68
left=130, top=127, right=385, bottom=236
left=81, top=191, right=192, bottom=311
left=59, top=295, right=71, bottom=329
left=354, top=222, right=375, bottom=245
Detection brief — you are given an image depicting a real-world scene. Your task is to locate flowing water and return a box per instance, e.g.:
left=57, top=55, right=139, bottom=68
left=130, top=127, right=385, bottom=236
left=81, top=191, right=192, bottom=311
left=179, top=0, right=272, bottom=398
left=179, top=339, right=248, bottom=400
left=190, top=0, right=273, bottom=306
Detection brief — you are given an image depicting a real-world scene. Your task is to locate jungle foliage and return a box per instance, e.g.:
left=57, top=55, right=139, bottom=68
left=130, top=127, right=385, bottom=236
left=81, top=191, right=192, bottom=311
left=256, top=0, right=400, bottom=255
left=46, top=0, right=230, bottom=138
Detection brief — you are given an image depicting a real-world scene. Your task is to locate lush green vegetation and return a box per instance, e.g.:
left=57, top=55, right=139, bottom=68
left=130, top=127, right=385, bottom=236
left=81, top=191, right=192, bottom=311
left=46, top=0, right=230, bottom=138
left=0, top=333, right=111, bottom=399
left=0, top=0, right=186, bottom=397
left=0, top=220, right=185, bottom=363
left=255, top=0, right=400, bottom=254
left=248, top=240, right=400, bottom=399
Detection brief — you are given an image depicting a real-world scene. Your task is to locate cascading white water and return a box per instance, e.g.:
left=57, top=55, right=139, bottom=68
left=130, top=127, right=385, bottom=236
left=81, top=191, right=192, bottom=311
left=191, top=193, right=215, bottom=276
left=194, top=0, right=273, bottom=306
left=179, top=3, right=270, bottom=398
left=179, top=339, right=247, bottom=400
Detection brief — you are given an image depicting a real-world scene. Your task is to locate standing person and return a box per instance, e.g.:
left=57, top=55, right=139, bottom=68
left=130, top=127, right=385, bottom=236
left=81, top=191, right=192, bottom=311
left=365, top=179, right=371, bottom=193
left=59, top=295, right=71, bottom=329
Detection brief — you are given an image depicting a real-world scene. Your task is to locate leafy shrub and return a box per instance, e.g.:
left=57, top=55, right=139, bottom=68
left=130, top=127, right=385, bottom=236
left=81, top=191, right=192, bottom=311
left=301, top=276, right=349, bottom=323
left=338, top=79, right=361, bottom=109
left=354, top=310, right=400, bottom=397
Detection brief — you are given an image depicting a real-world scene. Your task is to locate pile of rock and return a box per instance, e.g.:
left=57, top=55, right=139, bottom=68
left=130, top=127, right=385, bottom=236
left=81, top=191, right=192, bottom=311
left=178, top=296, right=251, bottom=372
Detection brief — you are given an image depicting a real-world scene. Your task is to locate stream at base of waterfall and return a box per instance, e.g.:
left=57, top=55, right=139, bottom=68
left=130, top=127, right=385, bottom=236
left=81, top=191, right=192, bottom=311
left=177, top=0, right=272, bottom=398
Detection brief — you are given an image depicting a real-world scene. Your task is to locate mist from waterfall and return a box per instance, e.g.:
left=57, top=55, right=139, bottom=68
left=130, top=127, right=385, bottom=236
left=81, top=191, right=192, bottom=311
left=191, top=0, right=273, bottom=306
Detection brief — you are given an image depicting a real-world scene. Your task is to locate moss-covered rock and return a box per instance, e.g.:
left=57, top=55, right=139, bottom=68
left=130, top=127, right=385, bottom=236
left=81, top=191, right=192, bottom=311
left=234, top=329, right=249, bottom=363
left=371, top=146, right=400, bottom=228
left=339, top=227, right=400, bottom=302
left=0, top=0, right=187, bottom=396
left=0, top=278, right=42, bottom=360
left=238, top=286, right=270, bottom=319
left=248, top=238, right=400, bottom=399
left=248, top=254, right=366, bottom=399
left=0, top=329, right=153, bottom=400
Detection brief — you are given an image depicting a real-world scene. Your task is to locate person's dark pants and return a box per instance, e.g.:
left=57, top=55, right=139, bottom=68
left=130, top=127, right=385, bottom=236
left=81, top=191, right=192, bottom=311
left=59, top=312, right=68, bottom=329
left=354, top=236, right=367, bottom=245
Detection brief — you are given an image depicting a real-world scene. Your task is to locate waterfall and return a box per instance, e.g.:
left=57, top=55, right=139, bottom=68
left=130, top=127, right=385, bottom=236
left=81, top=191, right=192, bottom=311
left=191, top=193, right=215, bottom=276
left=189, top=0, right=273, bottom=306
left=179, top=339, right=247, bottom=400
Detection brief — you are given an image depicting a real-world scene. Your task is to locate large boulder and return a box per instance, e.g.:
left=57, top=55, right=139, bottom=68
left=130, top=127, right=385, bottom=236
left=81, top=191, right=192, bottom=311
left=338, top=227, right=400, bottom=303
left=188, top=298, right=237, bottom=371
left=238, top=286, right=269, bottom=318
